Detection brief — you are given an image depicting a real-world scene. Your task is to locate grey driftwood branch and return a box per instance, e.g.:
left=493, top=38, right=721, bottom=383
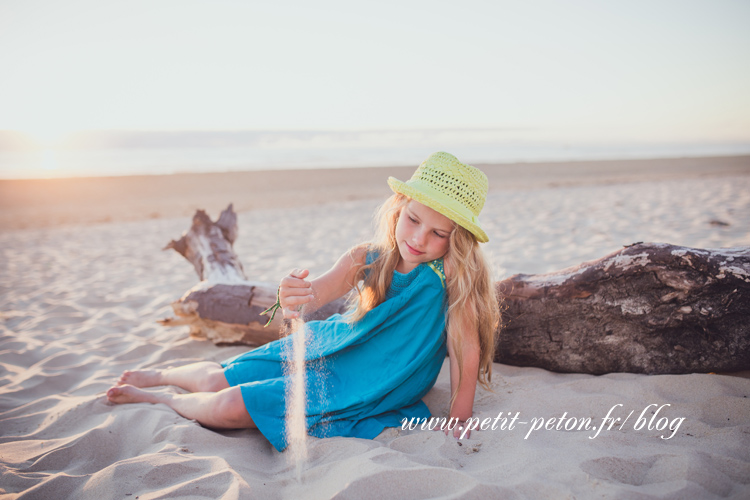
left=158, top=204, right=750, bottom=374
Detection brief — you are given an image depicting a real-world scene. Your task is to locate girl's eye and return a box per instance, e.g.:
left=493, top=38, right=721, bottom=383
left=408, top=217, right=418, bottom=224
left=434, top=231, right=447, bottom=238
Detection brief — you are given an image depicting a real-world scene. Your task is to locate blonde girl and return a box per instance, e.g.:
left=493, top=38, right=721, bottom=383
left=108, top=152, right=499, bottom=449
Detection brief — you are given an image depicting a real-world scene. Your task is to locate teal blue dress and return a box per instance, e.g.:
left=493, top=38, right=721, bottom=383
left=221, top=253, right=448, bottom=452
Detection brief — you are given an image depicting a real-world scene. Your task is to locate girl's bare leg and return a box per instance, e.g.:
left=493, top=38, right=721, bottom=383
left=106, top=385, right=255, bottom=429
left=117, top=361, right=229, bottom=393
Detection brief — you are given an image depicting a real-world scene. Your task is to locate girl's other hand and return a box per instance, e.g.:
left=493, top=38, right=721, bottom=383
left=453, top=422, right=470, bottom=440
left=433, top=419, right=471, bottom=440
left=279, top=269, right=314, bottom=319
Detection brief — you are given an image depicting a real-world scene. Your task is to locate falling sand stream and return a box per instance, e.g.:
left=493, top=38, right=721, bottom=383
left=284, top=317, right=309, bottom=482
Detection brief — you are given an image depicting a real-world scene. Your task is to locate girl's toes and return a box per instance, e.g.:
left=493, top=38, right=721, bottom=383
left=117, top=371, right=131, bottom=385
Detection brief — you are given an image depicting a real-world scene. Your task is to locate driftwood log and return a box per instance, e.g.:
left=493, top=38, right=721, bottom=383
left=497, top=244, right=749, bottom=374
left=157, top=205, right=347, bottom=345
left=159, top=205, right=750, bottom=374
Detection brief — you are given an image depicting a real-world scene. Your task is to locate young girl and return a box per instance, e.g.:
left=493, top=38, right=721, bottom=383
left=107, top=151, right=500, bottom=450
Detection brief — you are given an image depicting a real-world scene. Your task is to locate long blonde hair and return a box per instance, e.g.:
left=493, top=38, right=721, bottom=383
left=348, top=193, right=500, bottom=407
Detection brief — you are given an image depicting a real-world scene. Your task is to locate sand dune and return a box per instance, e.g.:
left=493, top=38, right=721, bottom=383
left=1, top=159, right=749, bottom=499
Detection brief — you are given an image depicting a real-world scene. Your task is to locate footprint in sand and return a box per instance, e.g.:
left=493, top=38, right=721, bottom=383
left=581, top=454, right=740, bottom=497
left=580, top=455, right=658, bottom=486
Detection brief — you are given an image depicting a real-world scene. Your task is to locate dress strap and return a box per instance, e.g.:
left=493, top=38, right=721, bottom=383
left=426, top=258, right=446, bottom=288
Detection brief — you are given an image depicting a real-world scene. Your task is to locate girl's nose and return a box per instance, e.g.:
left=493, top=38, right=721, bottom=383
left=412, top=229, right=427, bottom=247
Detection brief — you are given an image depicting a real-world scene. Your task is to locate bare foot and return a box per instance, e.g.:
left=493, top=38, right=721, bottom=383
left=117, top=369, right=163, bottom=388
left=107, top=385, right=161, bottom=405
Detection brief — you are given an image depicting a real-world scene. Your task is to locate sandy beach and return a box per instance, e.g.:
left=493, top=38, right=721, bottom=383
left=1, top=156, right=750, bottom=499
left=1, top=155, right=749, bottom=231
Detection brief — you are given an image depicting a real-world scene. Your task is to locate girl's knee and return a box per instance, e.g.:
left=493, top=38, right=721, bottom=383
left=200, top=369, right=230, bottom=392
left=214, top=387, right=254, bottom=428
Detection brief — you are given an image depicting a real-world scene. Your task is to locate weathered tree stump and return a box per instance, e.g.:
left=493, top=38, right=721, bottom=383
left=163, top=204, right=246, bottom=284
left=159, top=205, right=750, bottom=373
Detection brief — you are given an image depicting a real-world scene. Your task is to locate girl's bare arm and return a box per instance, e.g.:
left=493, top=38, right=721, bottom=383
left=443, top=253, right=481, bottom=438
left=447, top=315, right=481, bottom=436
left=279, top=244, right=368, bottom=319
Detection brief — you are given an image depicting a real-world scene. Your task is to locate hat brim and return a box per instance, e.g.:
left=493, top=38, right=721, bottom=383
left=388, top=177, right=489, bottom=243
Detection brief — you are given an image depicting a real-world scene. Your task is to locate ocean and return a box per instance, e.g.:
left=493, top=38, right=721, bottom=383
left=1, top=129, right=749, bottom=180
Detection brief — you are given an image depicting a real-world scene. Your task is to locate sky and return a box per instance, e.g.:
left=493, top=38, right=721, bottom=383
left=1, top=0, right=749, bottom=146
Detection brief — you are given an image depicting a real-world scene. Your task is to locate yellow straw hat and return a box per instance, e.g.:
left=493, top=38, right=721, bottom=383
left=388, top=152, right=489, bottom=243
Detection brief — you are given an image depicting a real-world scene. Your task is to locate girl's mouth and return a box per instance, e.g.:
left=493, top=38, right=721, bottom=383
left=405, top=242, right=424, bottom=255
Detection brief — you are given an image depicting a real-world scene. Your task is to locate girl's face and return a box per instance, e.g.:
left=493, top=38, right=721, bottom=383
left=394, top=200, right=454, bottom=274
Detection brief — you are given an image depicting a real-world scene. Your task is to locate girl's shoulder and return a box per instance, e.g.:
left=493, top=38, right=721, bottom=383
left=347, top=243, right=370, bottom=266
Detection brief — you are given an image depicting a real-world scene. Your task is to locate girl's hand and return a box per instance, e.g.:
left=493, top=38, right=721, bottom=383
left=447, top=420, right=470, bottom=440
left=433, top=419, right=471, bottom=440
left=279, top=269, right=314, bottom=319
